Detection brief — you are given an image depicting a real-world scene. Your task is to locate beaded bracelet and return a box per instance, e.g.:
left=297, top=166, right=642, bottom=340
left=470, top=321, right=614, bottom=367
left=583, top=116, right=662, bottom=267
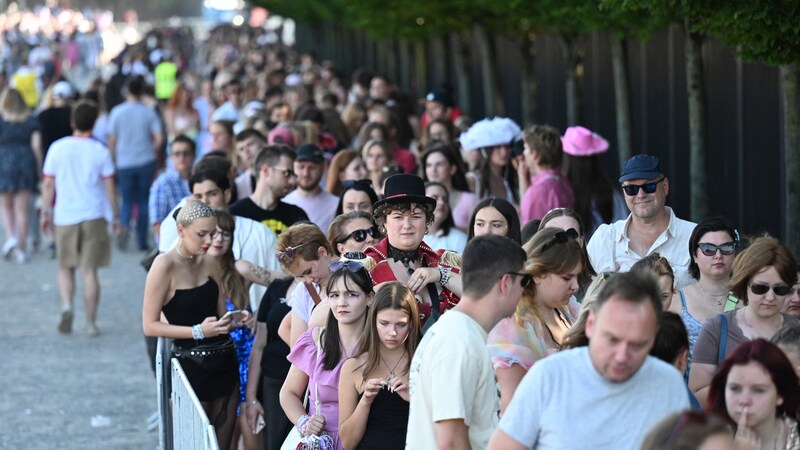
left=297, top=414, right=312, bottom=435
left=437, top=266, right=452, bottom=288
left=192, top=324, right=205, bottom=340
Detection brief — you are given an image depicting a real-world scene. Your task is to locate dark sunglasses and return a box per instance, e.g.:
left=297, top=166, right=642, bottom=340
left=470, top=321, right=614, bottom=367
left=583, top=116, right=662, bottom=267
left=507, top=272, right=532, bottom=288
left=697, top=241, right=736, bottom=256
left=343, top=226, right=380, bottom=243
left=542, top=228, right=579, bottom=252
left=276, top=243, right=308, bottom=264
left=621, top=177, right=664, bottom=196
left=272, top=166, right=296, bottom=178
left=750, top=283, right=792, bottom=296
left=341, top=179, right=373, bottom=190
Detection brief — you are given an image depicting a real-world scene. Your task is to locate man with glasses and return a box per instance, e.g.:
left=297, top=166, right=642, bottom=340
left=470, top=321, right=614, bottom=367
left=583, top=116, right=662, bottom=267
left=587, top=154, right=696, bottom=288
left=148, top=135, right=195, bottom=241
left=283, top=143, right=339, bottom=232
left=487, top=271, right=689, bottom=450
left=230, top=144, right=309, bottom=236
left=407, top=234, right=526, bottom=450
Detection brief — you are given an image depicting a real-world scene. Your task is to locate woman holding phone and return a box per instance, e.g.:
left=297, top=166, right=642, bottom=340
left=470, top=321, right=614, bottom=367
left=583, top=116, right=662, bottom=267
left=143, top=200, right=249, bottom=448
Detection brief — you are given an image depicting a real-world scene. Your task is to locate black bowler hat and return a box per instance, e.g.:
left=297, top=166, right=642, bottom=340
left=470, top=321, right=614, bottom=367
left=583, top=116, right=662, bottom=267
left=373, top=174, right=435, bottom=209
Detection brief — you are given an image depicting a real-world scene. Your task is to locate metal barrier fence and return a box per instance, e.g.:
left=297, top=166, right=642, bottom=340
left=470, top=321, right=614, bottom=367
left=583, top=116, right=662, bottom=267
left=156, top=337, right=220, bottom=450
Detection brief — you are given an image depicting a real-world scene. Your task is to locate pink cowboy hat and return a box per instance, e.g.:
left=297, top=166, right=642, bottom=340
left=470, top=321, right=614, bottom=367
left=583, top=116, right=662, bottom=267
left=561, top=126, right=609, bottom=157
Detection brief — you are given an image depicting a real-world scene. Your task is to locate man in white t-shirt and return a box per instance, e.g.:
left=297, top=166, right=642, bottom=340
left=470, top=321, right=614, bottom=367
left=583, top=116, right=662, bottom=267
left=41, top=100, right=120, bottom=336
left=487, top=271, right=690, bottom=450
left=407, top=235, right=527, bottom=450
left=282, top=143, right=338, bottom=233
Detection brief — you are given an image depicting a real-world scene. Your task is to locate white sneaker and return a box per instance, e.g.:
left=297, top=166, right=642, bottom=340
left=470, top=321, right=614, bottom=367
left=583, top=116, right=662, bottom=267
left=2, top=238, right=17, bottom=259
left=14, top=249, right=29, bottom=264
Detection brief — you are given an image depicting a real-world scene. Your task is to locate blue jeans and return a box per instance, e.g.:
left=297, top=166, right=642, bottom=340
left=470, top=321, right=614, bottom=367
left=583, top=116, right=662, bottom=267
left=118, top=161, right=155, bottom=249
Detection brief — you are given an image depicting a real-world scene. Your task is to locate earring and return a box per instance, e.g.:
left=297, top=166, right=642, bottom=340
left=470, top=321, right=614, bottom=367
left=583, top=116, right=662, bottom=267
left=425, top=227, right=429, bottom=235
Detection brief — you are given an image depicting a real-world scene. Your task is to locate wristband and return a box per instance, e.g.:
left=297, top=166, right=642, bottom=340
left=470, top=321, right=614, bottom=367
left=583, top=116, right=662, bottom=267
left=437, top=266, right=452, bottom=288
left=192, top=324, right=205, bottom=340
left=297, top=414, right=311, bottom=434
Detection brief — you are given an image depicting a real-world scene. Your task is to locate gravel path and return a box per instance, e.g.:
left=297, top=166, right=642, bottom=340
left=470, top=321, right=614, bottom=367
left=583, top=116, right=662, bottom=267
left=0, top=236, right=158, bottom=449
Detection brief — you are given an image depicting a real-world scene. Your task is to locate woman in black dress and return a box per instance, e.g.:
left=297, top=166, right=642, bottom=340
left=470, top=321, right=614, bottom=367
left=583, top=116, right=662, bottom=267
left=338, top=282, right=421, bottom=449
left=142, top=199, right=248, bottom=448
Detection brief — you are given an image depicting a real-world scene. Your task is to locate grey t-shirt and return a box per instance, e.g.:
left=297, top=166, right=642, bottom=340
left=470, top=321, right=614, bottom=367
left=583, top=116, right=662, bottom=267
left=108, top=101, right=162, bottom=169
left=499, top=346, right=689, bottom=450
left=694, top=310, right=800, bottom=365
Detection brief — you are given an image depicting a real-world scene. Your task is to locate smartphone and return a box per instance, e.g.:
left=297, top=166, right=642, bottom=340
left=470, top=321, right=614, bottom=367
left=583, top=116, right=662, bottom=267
left=221, top=310, right=242, bottom=320
left=254, top=414, right=265, bottom=434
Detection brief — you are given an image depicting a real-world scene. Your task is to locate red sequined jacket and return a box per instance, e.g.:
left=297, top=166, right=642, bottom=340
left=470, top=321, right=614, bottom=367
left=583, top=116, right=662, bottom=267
left=363, top=238, right=461, bottom=324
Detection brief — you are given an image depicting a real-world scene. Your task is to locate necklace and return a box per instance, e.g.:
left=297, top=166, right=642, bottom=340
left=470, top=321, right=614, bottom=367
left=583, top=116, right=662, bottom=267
left=696, top=282, right=728, bottom=306
left=380, top=352, right=405, bottom=381
left=741, top=308, right=782, bottom=339
left=176, top=244, right=198, bottom=272
left=339, top=336, right=357, bottom=359
left=387, top=243, right=421, bottom=266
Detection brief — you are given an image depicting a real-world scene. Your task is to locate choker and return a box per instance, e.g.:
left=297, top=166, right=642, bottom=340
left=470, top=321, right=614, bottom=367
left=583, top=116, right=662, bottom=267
left=387, top=243, right=421, bottom=265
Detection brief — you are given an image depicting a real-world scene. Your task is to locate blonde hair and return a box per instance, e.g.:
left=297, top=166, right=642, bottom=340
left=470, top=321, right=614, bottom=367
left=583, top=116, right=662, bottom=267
left=1, top=88, right=30, bottom=120
left=276, top=223, right=334, bottom=270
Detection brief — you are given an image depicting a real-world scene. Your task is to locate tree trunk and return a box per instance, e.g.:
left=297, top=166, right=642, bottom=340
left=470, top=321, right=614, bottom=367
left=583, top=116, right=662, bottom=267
left=519, top=31, right=537, bottom=126
left=414, top=40, right=427, bottom=100
left=398, top=38, right=411, bottom=92
left=684, top=21, right=709, bottom=221
left=475, top=25, right=506, bottom=117
left=561, top=32, right=585, bottom=126
left=430, top=35, right=447, bottom=85
left=610, top=35, right=633, bottom=163
left=450, top=31, right=472, bottom=116
left=782, top=64, right=800, bottom=254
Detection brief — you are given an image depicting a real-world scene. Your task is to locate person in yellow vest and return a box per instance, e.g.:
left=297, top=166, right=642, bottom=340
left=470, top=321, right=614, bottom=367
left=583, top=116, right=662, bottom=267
left=153, top=49, right=178, bottom=103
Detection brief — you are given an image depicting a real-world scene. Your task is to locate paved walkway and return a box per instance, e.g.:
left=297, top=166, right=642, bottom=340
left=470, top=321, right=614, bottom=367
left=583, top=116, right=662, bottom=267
left=0, top=235, right=158, bottom=449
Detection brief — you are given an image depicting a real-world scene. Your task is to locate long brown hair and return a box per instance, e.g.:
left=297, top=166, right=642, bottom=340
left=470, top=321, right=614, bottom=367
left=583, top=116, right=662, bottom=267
left=356, top=282, right=421, bottom=382
left=215, top=211, right=248, bottom=310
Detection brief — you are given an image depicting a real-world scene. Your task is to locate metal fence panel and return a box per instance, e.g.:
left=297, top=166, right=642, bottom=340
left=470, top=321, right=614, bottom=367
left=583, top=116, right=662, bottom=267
left=156, top=337, right=173, bottom=450
left=170, top=358, right=219, bottom=450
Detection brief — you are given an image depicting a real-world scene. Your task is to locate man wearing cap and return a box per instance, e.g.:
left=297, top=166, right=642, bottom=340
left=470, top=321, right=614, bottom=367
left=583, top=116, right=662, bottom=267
left=230, top=144, right=309, bottom=236
left=282, top=143, right=338, bottom=232
left=38, top=81, right=76, bottom=158
left=587, top=154, right=696, bottom=288
left=420, top=87, right=462, bottom=129
left=518, top=125, right=575, bottom=223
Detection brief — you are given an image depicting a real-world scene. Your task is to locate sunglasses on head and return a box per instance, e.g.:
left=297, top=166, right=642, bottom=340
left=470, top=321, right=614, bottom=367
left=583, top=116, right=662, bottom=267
left=697, top=242, right=736, bottom=256
left=276, top=243, right=308, bottom=264
left=542, top=228, right=579, bottom=252
left=343, top=226, right=380, bottom=243
left=506, top=272, right=533, bottom=288
left=621, top=177, right=664, bottom=196
left=329, top=259, right=366, bottom=273
left=341, top=179, right=373, bottom=190
left=750, top=283, right=792, bottom=296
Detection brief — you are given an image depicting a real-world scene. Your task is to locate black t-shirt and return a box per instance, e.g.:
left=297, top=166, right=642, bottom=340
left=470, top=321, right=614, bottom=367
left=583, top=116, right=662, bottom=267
left=229, top=197, right=309, bottom=236
left=38, top=107, right=72, bottom=156
left=256, top=278, right=293, bottom=380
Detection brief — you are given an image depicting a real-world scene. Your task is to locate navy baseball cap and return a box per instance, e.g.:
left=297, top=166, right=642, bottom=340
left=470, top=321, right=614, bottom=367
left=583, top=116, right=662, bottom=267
left=421, top=88, right=454, bottom=107
left=619, top=154, right=664, bottom=183
left=295, top=144, right=324, bottom=164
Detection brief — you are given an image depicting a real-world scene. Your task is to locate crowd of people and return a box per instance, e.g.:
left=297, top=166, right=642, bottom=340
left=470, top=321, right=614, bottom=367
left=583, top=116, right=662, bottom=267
left=3, top=19, right=800, bottom=450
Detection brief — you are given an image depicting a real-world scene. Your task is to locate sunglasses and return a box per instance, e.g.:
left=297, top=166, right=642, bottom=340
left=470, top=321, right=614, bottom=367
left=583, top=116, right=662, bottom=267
left=341, top=179, right=373, bottom=190
left=750, top=283, right=792, bottom=296
left=621, top=177, right=664, bottom=196
left=276, top=243, right=308, bottom=264
left=343, top=226, right=380, bottom=243
left=697, top=241, right=736, bottom=256
left=542, top=228, right=579, bottom=252
left=507, top=272, right=532, bottom=288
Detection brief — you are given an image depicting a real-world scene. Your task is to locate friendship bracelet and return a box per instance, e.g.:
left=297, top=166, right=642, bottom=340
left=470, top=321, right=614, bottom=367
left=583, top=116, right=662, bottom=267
left=192, top=324, right=205, bottom=340
left=297, top=414, right=312, bottom=435
left=437, top=266, right=452, bottom=288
